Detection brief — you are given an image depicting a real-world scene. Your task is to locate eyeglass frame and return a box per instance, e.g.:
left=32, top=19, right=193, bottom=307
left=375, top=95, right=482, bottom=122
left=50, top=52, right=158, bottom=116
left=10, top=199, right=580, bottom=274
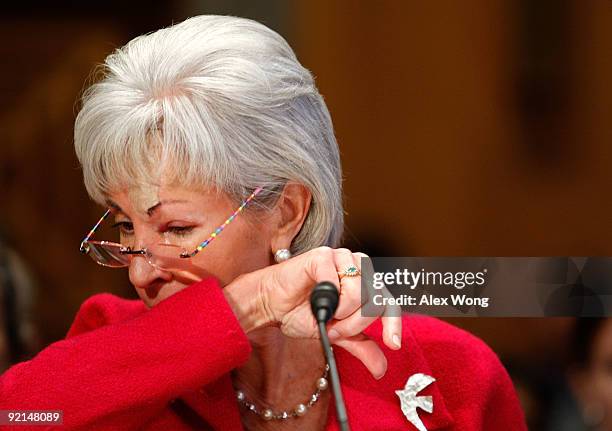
left=79, top=186, right=264, bottom=265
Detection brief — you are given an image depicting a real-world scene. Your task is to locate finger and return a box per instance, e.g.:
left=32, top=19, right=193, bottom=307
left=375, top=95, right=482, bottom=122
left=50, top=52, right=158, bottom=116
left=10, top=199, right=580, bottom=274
left=379, top=284, right=403, bottom=349
left=353, top=252, right=403, bottom=350
left=329, top=293, right=402, bottom=351
left=327, top=310, right=379, bottom=342
left=353, top=252, right=376, bottom=301
left=381, top=314, right=403, bottom=350
left=334, top=249, right=361, bottom=319
left=352, top=252, right=369, bottom=269
left=333, top=334, right=388, bottom=380
left=306, top=246, right=341, bottom=288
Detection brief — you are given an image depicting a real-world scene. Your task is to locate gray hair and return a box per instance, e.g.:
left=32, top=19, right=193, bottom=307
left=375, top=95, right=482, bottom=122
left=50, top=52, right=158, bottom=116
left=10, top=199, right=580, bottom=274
left=74, top=15, right=343, bottom=253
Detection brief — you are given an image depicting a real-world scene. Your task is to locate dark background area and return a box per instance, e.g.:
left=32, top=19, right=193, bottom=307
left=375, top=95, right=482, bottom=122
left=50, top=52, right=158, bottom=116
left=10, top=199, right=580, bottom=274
left=2, top=1, right=611, bottom=429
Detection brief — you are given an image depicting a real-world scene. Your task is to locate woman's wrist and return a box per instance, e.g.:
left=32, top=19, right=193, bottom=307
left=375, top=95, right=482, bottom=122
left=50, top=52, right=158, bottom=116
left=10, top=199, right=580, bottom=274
left=223, top=270, right=274, bottom=334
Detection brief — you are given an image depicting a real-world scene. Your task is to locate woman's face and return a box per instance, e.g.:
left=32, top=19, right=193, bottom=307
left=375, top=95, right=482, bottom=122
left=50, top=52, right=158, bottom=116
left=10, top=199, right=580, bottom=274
left=107, top=184, right=275, bottom=308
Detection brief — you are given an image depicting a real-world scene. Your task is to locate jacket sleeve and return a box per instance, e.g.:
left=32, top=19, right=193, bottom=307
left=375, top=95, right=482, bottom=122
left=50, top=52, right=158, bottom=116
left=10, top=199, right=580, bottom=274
left=410, top=316, right=528, bottom=431
left=0, top=278, right=252, bottom=430
left=479, top=353, right=528, bottom=431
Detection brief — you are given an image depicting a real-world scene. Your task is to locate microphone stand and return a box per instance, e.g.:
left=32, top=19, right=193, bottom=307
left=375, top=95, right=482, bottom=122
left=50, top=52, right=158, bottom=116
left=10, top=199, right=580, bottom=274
left=311, top=282, right=350, bottom=431
left=317, top=320, right=350, bottom=431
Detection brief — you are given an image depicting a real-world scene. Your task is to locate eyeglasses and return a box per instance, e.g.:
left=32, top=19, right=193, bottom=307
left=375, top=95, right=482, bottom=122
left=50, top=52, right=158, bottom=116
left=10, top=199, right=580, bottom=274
left=79, top=187, right=263, bottom=270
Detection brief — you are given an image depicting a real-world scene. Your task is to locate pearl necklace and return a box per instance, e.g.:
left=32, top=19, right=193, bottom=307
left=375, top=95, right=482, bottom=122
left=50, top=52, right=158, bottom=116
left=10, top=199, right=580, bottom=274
left=235, top=364, right=330, bottom=421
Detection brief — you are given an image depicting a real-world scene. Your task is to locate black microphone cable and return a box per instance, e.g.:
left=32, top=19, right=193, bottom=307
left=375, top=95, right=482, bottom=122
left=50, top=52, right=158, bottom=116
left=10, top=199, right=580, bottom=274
left=310, top=281, right=350, bottom=431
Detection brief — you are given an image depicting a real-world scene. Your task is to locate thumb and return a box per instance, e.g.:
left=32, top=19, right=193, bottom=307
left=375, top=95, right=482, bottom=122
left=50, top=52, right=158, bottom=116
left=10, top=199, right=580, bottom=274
left=332, top=334, right=388, bottom=380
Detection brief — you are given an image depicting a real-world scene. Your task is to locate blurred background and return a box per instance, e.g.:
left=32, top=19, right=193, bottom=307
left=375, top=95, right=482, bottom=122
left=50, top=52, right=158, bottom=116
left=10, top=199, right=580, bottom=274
left=1, top=1, right=611, bottom=429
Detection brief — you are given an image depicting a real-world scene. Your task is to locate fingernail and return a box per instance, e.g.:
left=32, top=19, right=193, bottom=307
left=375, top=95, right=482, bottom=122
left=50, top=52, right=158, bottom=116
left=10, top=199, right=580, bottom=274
left=376, top=362, right=387, bottom=380
left=392, top=334, right=401, bottom=349
left=328, top=329, right=340, bottom=341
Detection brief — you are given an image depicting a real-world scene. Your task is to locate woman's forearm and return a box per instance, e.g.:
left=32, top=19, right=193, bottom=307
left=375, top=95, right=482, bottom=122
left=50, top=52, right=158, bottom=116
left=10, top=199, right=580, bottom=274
left=0, top=278, right=251, bottom=430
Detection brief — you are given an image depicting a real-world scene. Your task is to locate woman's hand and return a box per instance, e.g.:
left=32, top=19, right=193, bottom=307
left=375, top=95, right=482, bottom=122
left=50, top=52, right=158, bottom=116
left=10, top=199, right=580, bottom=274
left=223, top=246, right=401, bottom=380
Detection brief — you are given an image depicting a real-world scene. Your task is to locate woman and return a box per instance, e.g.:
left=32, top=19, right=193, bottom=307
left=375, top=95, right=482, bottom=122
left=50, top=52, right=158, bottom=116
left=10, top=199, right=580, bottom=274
left=0, top=15, right=526, bottom=430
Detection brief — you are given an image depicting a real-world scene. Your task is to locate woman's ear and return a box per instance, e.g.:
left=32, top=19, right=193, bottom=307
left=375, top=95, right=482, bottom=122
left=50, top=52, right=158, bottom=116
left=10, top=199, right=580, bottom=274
left=270, top=183, right=311, bottom=252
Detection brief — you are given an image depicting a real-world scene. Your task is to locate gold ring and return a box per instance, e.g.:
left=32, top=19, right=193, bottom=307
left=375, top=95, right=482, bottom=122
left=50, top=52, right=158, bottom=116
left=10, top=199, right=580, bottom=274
left=338, top=266, right=361, bottom=280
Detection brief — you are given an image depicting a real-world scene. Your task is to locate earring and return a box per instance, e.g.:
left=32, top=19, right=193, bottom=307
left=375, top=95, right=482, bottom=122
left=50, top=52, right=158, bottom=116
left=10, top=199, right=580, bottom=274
left=274, top=249, right=292, bottom=263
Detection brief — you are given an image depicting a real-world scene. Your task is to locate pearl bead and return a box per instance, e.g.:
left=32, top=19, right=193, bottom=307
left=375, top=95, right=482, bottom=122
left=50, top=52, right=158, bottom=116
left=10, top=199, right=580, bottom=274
left=232, top=365, right=329, bottom=421
left=274, top=248, right=292, bottom=263
left=317, top=377, right=328, bottom=391
left=295, top=404, right=307, bottom=416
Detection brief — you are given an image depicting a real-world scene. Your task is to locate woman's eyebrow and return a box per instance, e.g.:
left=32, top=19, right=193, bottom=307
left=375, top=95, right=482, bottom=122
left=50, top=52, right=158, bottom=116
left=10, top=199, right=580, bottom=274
left=146, top=200, right=188, bottom=216
left=104, top=199, right=187, bottom=217
left=106, top=200, right=123, bottom=213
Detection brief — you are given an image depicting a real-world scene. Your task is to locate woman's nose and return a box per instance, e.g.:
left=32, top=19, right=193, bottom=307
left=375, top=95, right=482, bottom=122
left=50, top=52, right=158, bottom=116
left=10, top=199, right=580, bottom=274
left=128, top=252, right=172, bottom=290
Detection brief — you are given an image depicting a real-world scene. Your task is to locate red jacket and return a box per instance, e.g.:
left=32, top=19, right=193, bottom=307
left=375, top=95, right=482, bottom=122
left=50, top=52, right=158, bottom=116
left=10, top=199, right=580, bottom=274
left=0, top=278, right=527, bottom=430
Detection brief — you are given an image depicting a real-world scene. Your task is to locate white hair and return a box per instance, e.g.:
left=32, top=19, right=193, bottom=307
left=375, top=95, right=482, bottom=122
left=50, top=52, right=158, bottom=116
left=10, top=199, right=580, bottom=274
left=74, top=15, right=343, bottom=253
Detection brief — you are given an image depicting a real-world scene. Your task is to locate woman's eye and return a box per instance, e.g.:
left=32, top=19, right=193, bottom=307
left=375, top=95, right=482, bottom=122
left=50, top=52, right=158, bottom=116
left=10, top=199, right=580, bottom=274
left=167, top=226, right=194, bottom=236
left=112, top=221, right=134, bottom=235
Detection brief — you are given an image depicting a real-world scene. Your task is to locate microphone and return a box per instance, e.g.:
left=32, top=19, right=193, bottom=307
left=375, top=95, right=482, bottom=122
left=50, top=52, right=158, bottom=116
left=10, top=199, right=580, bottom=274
left=310, top=281, right=350, bottom=431
left=310, top=281, right=340, bottom=323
